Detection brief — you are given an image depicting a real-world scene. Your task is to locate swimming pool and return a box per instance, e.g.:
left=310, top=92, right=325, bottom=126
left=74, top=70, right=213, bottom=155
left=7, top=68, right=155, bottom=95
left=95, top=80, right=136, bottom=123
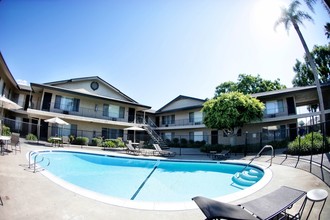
left=29, top=150, right=272, bottom=210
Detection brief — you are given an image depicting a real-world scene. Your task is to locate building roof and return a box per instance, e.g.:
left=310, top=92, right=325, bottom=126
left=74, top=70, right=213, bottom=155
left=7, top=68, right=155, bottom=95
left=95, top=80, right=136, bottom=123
left=0, top=52, right=19, bottom=89
left=156, top=95, right=206, bottom=113
left=30, top=82, right=151, bottom=110
left=251, top=85, right=317, bottom=98
left=44, top=76, right=137, bottom=103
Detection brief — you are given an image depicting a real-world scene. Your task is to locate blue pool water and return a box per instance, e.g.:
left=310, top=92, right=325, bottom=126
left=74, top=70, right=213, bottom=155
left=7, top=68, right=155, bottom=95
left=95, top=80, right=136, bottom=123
left=33, top=151, right=265, bottom=203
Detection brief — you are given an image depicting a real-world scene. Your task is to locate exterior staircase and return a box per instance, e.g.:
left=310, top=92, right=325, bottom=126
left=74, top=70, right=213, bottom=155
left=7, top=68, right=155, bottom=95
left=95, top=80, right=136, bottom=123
left=142, top=119, right=167, bottom=148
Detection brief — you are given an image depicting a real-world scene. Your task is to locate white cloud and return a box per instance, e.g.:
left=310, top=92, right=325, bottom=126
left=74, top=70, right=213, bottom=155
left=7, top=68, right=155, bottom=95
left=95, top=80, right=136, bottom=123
left=16, top=79, right=29, bottom=85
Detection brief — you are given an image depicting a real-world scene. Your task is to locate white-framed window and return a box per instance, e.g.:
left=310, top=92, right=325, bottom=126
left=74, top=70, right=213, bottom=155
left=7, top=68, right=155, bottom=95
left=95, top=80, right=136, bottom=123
left=54, top=95, right=80, bottom=112
left=189, top=131, right=204, bottom=141
left=103, top=104, right=125, bottom=118
left=163, top=132, right=173, bottom=141
left=162, top=115, right=175, bottom=125
left=265, top=100, right=284, bottom=114
left=189, top=111, right=203, bottom=124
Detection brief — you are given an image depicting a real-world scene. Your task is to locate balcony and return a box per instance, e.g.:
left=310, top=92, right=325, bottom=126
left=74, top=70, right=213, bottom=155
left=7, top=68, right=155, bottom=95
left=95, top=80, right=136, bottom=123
left=30, top=101, right=130, bottom=122
left=159, top=118, right=205, bottom=128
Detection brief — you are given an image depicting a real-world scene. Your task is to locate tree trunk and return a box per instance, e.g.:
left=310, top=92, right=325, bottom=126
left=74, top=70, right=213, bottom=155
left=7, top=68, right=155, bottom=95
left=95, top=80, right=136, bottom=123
left=293, top=22, right=326, bottom=126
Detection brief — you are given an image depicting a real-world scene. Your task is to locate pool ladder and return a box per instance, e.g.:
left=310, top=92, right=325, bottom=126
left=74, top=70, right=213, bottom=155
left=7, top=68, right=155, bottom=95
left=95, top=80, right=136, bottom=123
left=232, top=145, right=274, bottom=186
left=28, top=151, right=50, bottom=173
left=243, top=145, right=274, bottom=171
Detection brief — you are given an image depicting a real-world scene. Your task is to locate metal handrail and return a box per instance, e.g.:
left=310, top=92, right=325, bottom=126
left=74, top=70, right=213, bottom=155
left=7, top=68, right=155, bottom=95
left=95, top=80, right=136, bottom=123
left=28, top=151, right=38, bottom=169
left=28, top=151, right=50, bottom=173
left=33, top=155, right=50, bottom=173
left=242, top=145, right=274, bottom=172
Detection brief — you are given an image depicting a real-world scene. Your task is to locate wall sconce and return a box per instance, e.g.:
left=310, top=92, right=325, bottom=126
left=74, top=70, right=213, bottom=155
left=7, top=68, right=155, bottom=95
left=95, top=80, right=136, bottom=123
left=95, top=104, right=98, bottom=112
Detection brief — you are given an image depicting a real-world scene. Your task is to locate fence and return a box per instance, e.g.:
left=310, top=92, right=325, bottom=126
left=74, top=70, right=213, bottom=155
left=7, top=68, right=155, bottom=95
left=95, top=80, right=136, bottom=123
left=2, top=117, right=329, bottom=160
left=2, top=116, right=330, bottom=185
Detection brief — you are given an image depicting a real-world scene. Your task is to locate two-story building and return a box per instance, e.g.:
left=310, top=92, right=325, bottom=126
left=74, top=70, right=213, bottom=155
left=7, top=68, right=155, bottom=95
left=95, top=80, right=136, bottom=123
left=1, top=52, right=330, bottom=146
left=154, top=87, right=330, bottom=146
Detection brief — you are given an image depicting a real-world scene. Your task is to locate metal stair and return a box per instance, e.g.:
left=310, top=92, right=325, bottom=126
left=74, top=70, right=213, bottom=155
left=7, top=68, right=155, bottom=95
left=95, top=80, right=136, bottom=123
left=142, top=119, right=167, bottom=147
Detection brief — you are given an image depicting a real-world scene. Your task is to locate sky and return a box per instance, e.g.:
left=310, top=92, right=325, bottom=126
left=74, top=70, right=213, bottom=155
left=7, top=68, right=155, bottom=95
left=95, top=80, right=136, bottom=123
left=0, top=0, right=329, bottom=110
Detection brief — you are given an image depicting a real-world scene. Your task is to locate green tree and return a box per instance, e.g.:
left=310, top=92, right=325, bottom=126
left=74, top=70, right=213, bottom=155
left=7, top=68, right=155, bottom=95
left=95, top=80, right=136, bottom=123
left=274, top=0, right=326, bottom=123
left=325, top=23, right=330, bottom=39
left=214, top=74, right=286, bottom=97
left=202, top=92, right=265, bottom=136
left=292, top=44, right=330, bottom=86
left=292, top=59, right=315, bottom=86
left=302, top=0, right=330, bottom=15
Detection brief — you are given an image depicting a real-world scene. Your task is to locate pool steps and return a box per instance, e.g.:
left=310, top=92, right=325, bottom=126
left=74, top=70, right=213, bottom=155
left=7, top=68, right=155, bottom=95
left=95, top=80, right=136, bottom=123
left=232, top=168, right=263, bottom=186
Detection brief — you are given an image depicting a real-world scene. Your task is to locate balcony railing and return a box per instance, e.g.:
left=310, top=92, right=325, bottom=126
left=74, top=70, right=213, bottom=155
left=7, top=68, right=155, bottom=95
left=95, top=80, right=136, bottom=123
left=159, top=118, right=204, bottom=128
left=31, top=101, right=130, bottom=122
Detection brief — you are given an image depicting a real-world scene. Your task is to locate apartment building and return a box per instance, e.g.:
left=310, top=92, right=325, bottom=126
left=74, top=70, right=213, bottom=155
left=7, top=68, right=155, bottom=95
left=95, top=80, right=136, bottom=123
left=1, top=52, right=330, bottom=146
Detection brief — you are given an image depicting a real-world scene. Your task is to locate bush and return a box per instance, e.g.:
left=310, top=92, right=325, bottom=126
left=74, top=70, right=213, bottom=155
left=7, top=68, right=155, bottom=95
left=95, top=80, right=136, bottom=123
left=288, top=132, right=328, bottom=155
left=116, top=138, right=125, bottom=148
left=1, top=125, right=11, bottom=136
left=26, top=133, right=38, bottom=141
left=102, top=140, right=116, bottom=148
left=69, top=135, right=75, bottom=144
left=200, top=144, right=223, bottom=153
left=180, top=138, right=188, bottom=147
left=75, top=136, right=89, bottom=145
left=91, top=137, right=103, bottom=146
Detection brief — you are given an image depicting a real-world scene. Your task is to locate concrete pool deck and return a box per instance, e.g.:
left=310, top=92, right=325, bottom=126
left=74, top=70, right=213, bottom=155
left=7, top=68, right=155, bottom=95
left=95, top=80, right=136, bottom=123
left=1, top=141, right=329, bottom=220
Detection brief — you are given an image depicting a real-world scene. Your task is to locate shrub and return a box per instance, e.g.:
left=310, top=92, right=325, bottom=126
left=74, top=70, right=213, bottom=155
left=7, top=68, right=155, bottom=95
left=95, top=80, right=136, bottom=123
left=288, top=132, right=328, bottom=155
left=91, top=137, right=103, bottom=146
left=26, top=133, right=38, bottom=141
left=1, top=125, right=11, bottom=136
left=116, top=138, right=125, bottom=148
left=102, top=140, right=116, bottom=148
left=180, top=138, right=188, bottom=147
left=75, top=136, right=89, bottom=145
left=69, top=135, right=75, bottom=144
left=200, top=144, right=223, bottom=153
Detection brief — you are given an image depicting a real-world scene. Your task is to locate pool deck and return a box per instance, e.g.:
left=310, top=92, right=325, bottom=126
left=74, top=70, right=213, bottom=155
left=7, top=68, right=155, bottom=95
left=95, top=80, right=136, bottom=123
left=1, top=141, right=329, bottom=220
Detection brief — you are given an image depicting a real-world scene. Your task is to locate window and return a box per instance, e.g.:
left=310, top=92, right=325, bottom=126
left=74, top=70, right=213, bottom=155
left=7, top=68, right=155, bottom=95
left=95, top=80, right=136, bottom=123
left=51, top=124, right=77, bottom=137
left=189, top=131, right=204, bottom=141
left=103, top=104, right=125, bottom=119
left=262, top=125, right=286, bottom=140
left=102, top=128, right=124, bottom=139
left=54, top=95, right=80, bottom=112
left=189, top=111, right=203, bottom=124
left=162, top=115, right=175, bottom=125
left=162, top=132, right=173, bottom=141
left=265, top=100, right=284, bottom=115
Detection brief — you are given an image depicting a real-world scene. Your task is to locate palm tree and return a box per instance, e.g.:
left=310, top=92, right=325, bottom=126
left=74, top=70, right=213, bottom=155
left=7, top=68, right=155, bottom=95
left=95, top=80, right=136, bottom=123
left=303, top=0, right=330, bottom=15
left=325, top=23, right=330, bottom=39
left=274, top=0, right=326, bottom=125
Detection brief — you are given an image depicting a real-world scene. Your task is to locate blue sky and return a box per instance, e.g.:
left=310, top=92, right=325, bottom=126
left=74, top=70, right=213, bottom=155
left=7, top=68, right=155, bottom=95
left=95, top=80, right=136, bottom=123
left=0, top=0, right=329, bottom=110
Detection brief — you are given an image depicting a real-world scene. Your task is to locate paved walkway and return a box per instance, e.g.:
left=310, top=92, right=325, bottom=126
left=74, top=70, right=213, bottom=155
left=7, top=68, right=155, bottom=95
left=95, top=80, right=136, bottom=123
left=1, top=141, right=330, bottom=220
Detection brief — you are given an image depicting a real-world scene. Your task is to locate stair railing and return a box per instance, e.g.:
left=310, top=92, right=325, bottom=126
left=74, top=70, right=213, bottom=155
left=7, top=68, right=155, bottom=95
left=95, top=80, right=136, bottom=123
left=242, top=145, right=274, bottom=172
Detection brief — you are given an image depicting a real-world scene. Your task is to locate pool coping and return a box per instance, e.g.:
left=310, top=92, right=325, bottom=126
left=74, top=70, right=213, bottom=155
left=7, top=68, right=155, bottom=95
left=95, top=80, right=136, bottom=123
left=27, top=148, right=272, bottom=211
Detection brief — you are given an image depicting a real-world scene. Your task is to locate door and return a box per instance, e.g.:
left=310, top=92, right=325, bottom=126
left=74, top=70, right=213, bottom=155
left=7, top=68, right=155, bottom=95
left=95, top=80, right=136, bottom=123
left=128, top=108, right=135, bottom=123
left=289, top=123, right=297, bottom=141
left=155, top=116, right=160, bottom=127
left=211, top=130, right=218, bottom=145
left=24, top=95, right=31, bottom=110
left=286, top=97, right=296, bottom=115
left=40, top=120, right=49, bottom=141
left=42, top=92, right=52, bottom=111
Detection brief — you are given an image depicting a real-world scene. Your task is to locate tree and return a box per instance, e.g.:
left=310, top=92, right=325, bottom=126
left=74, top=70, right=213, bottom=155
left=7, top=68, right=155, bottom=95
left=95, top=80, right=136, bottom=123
left=292, top=44, right=330, bottom=86
left=214, top=74, right=286, bottom=97
left=274, top=0, right=326, bottom=123
left=202, top=92, right=265, bottom=137
left=325, top=23, right=330, bottom=39
left=302, top=0, right=330, bottom=15
left=292, top=59, right=315, bottom=86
